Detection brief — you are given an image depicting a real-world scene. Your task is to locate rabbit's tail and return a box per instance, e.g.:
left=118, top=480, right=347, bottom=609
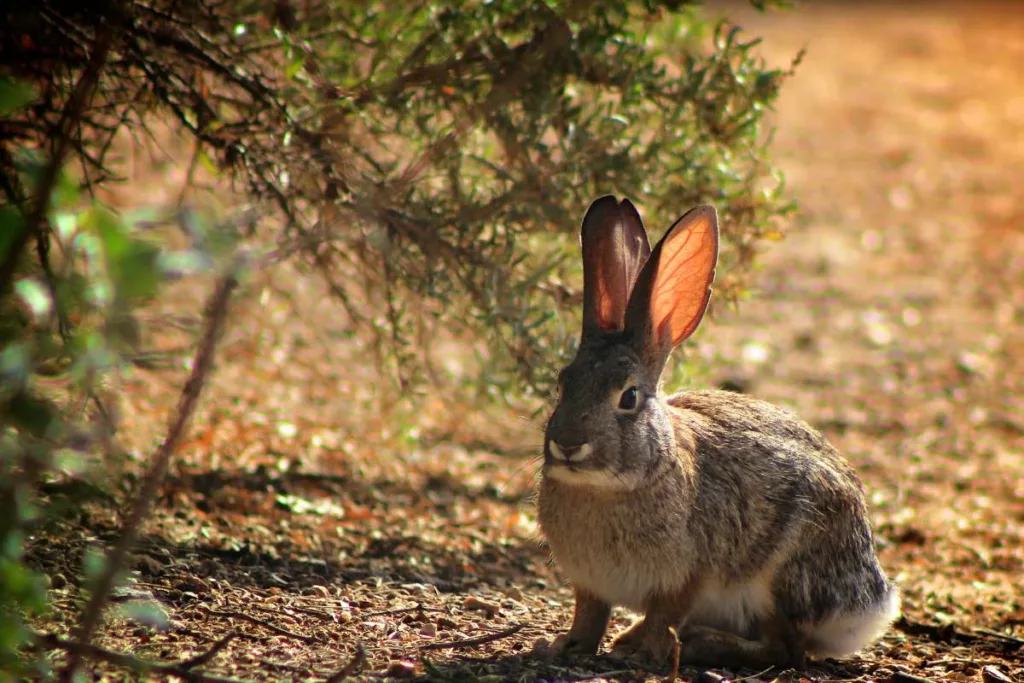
left=803, top=581, right=900, bottom=657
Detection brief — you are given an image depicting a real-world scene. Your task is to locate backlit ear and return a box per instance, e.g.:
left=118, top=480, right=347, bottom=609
left=625, top=204, right=719, bottom=351
left=580, top=196, right=652, bottom=336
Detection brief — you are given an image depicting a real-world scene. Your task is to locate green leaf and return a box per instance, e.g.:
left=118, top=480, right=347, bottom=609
left=4, top=393, right=56, bottom=437
left=81, top=545, right=107, bottom=583
left=285, top=54, right=304, bottom=80
left=0, top=343, right=32, bottom=392
left=49, top=166, right=81, bottom=210
left=0, top=78, right=36, bottom=116
left=90, top=208, right=162, bottom=302
left=118, top=600, right=171, bottom=630
left=0, top=206, right=25, bottom=260
left=53, top=211, right=79, bottom=241
left=0, top=558, right=47, bottom=613
left=14, top=278, right=52, bottom=320
left=158, top=249, right=215, bottom=277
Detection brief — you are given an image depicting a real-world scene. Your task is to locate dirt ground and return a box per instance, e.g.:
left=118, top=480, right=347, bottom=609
left=27, top=2, right=1024, bottom=682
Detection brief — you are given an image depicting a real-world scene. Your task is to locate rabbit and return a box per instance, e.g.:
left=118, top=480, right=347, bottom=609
left=537, top=195, right=900, bottom=670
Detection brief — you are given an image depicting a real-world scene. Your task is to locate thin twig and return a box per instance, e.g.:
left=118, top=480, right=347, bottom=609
left=178, top=633, right=239, bottom=670
left=34, top=632, right=251, bottom=683
left=325, top=645, right=366, bottom=683
left=665, top=627, right=681, bottom=683
left=974, top=628, right=1024, bottom=648
left=199, top=606, right=317, bottom=644
left=891, top=673, right=936, bottom=683
left=177, top=139, right=204, bottom=205
left=59, top=271, right=239, bottom=682
left=894, top=617, right=980, bottom=645
left=360, top=603, right=442, bottom=619
left=250, top=602, right=338, bottom=623
left=257, top=659, right=310, bottom=674
left=418, top=623, right=525, bottom=651
left=734, top=664, right=777, bottom=682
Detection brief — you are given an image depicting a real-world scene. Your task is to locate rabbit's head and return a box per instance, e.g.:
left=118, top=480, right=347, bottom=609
left=543, top=196, right=719, bottom=490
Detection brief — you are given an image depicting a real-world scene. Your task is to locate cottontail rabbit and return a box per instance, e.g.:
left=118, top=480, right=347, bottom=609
left=537, top=196, right=900, bottom=669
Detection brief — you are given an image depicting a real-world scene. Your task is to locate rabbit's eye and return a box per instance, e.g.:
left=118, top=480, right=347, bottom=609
left=618, top=386, right=639, bottom=411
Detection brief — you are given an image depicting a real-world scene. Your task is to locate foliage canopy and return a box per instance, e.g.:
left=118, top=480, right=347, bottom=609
left=4, top=0, right=798, bottom=400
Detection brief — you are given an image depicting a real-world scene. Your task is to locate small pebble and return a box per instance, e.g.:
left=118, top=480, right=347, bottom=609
left=462, top=596, right=499, bottom=616
left=174, top=578, right=209, bottom=594
left=419, top=622, right=437, bottom=637
left=982, top=666, right=1012, bottom=683
left=892, top=672, right=936, bottom=683
left=697, top=671, right=728, bottom=683
left=385, top=660, right=417, bottom=679
left=308, top=584, right=331, bottom=598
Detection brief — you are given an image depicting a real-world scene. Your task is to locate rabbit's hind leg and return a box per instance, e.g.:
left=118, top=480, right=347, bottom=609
left=609, top=616, right=680, bottom=663
left=678, top=614, right=806, bottom=671
left=610, top=580, right=703, bottom=664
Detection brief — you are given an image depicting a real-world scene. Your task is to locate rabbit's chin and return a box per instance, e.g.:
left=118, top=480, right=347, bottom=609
left=543, top=463, right=646, bottom=491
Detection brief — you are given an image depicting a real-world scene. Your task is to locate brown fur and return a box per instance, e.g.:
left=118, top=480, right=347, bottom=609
left=537, top=197, right=899, bottom=669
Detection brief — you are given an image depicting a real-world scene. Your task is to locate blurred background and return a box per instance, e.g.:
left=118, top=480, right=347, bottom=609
left=1, top=0, right=1022, bottom=679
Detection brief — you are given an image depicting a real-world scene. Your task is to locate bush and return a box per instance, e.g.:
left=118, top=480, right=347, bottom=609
left=0, top=0, right=798, bottom=674
left=3, top=0, right=798, bottom=401
left=0, top=130, right=241, bottom=678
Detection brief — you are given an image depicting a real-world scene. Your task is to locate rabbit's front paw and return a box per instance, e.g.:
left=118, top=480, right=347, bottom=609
left=610, top=619, right=677, bottom=664
left=548, top=632, right=599, bottom=657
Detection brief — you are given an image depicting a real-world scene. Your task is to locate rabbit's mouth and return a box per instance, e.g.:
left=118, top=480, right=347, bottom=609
left=543, top=459, right=644, bottom=491
left=543, top=439, right=644, bottom=490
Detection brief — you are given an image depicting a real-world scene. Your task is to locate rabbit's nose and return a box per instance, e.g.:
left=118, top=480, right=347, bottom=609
left=546, top=439, right=593, bottom=463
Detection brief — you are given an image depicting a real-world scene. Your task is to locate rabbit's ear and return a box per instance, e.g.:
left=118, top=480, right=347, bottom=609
left=625, top=204, right=718, bottom=362
left=580, top=196, right=652, bottom=336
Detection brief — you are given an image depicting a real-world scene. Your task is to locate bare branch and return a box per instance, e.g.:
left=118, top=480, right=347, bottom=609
left=59, top=269, right=240, bottom=682
left=199, top=606, right=318, bottom=644
left=418, top=623, right=525, bottom=651
left=35, top=632, right=249, bottom=683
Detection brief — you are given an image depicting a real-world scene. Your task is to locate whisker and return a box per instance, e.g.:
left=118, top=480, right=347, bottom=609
left=496, top=453, right=544, bottom=498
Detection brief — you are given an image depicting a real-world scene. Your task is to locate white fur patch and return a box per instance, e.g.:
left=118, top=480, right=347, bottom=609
left=545, top=465, right=645, bottom=491
left=686, top=576, right=774, bottom=636
left=804, top=586, right=902, bottom=657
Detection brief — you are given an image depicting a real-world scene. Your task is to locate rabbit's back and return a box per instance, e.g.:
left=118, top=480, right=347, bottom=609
left=669, top=388, right=863, bottom=568
left=671, top=389, right=898, bottom=652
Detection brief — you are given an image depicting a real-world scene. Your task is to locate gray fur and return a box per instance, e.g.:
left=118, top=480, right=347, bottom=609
left=537, top=198, right=899, bottom=669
